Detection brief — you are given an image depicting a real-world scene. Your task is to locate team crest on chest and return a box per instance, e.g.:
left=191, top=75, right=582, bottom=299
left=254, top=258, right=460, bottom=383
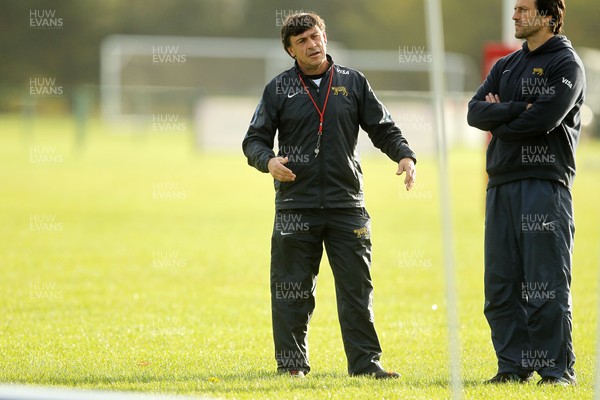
left=332, top=86, right=348, bottom=96
left=532, top=68, right=544, bottom=76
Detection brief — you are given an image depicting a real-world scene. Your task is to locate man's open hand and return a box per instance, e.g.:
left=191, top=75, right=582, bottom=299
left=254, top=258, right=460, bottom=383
left=268, top=156, right=296, bottom=182
left=397, top=158, right=416, bottom=191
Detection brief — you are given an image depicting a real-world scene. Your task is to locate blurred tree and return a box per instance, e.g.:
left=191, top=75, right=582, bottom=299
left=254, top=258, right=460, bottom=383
left=1, top=0, right=598, bottom=90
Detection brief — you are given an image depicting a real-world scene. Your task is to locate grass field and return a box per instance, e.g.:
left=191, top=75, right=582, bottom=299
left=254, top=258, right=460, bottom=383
left=1, top=115, right=599, bottom=399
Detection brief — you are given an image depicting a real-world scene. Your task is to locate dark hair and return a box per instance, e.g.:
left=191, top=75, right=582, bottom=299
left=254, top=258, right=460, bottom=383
left=536, top=0, right=566, bottom=34
left=280, top=13, right=326, bottom=56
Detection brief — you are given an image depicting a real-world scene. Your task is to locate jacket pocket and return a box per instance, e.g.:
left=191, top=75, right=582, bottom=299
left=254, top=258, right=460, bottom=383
left=274, top=179, right=286, bottom=197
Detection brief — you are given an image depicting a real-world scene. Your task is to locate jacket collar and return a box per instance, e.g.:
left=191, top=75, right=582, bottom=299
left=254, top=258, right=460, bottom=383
left=522, top=35, right=570, bottom=55
left=294, top=54, right=334, bottom=78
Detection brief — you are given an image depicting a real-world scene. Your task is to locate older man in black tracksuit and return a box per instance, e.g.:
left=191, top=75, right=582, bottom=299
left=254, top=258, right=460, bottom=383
left=243, top=13, right=416, bottom=379
left=467, top=0, right=585, bottom=386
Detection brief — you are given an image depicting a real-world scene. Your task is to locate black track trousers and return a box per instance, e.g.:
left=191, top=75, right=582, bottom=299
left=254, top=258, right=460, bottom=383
left=270, top=208, right=383, bottom=375
left=484, top=178, right=575, bottom=379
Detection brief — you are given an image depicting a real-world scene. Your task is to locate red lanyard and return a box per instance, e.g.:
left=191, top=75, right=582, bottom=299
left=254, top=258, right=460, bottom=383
left=297, top=66, right=334, bottom=157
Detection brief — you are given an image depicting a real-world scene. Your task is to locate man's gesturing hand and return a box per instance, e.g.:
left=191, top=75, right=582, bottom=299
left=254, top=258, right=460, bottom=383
left=268, top=156, right=296, bottom=182
left=397, top=157, right=416, bottom=191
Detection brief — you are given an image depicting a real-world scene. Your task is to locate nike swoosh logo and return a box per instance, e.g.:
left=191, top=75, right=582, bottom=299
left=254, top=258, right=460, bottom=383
left=541, top=221, right=555, bottom=227
left=280, top=232, right=294, bottom=236
left=287, top=91, right=300, bottom=98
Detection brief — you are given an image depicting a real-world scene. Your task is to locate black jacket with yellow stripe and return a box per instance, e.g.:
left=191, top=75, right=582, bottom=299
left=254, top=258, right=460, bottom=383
left=243, top=55, right=417, bottom=210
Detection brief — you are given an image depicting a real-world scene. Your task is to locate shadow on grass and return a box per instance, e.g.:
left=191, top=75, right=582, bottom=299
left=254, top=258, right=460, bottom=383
left=4, top=369, right=456, bottom=390
left=9, top=370, right=540, bottom=398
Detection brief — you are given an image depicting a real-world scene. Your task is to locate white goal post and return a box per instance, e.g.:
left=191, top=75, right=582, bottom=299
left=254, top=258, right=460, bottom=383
left=99, top=34, right=474, bottom=125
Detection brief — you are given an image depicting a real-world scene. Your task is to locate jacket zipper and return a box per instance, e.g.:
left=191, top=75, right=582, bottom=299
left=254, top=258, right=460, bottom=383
left=316, top=75, right=326, bottom=209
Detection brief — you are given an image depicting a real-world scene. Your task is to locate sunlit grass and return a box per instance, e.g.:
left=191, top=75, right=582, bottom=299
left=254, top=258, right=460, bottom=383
left=0, top=115, right=599, bottom=399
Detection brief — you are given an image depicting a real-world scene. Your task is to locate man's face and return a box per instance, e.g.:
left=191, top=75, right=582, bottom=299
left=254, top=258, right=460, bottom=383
left=513, top=0, right=552, bottom=39
left=287, top=26, right=327, bottom=73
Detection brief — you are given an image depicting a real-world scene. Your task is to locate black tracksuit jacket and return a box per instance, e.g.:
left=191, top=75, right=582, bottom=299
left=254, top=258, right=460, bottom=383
left=467, top=36, right=586, bottom=189
left=243, top=55, right=416, bottom=210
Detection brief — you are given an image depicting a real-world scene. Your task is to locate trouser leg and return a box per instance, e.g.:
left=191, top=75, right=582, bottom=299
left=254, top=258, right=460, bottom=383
left=484, top=179, right=575, bottom=379
left=520, top=179, right=575, bottom=379
left=323, top=208, right=383, bottom=375
left=271, top=209, right=323, bottom=373
left=484, top=183, right=532, bottom=375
